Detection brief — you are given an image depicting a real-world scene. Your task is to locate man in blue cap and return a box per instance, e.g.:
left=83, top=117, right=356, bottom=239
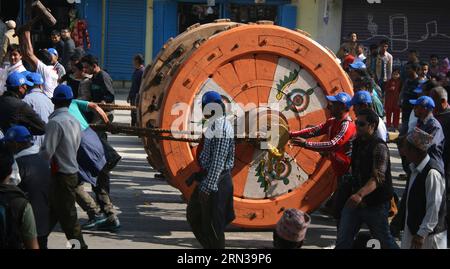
left=22, top=72, right=54, bottom=148
left=186, top=90, right=235, bottom=249
left=410, top=95, right=445, bottom=175
left=40, top=84, right=87, bottom=249
left=290, top=92, right=356, bottom=179
left=404, top=80, right=440, bottom=135
left=390, top=84, right=445, bottom=237
left=351, top=90, right=388, bottom=142
left=0, top=72, right=46, bottom=138
left=348, top=63, right=384, bottom=118
left=47, top=48, right=66, bottom=80
left=290, top=92, right=356, bottom=222
left=18, top=27, right=59, bottom=98
left=2, top=125, right=51, bottom=249
left=349, top=60, right=367, bottom=71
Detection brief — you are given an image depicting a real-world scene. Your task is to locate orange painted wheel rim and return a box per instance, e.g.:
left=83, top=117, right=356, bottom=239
left=152, top=24, right=353, bottom=228
left=138, top=21, right=240, bottom=174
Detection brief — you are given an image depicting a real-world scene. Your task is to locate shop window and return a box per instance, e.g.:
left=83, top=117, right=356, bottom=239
left=178, top=3, right=220, bottom=34
left=228, top=4, right=277, bottom=24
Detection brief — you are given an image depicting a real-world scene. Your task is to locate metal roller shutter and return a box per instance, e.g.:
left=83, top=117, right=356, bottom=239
left=341, top=0, right=450, bottom=66
left=105, top=0, right=147, bottom=80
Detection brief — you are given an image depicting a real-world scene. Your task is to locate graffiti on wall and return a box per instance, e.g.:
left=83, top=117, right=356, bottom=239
left=360, top=13, right=450, bottom=53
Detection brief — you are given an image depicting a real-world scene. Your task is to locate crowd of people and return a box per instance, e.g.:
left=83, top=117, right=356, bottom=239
left=183, top=34, right=450, bottom=249
left=269, top=35, right=449, bottom=249
left=0, top=21, right=134, bottom=249
left=287, top=33, right=450, bottom=249
left=0, top=22, right=449, bottom=250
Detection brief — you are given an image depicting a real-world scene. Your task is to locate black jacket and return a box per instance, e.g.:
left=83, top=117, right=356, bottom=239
left=0, top=91, right=46, bottom=135
left=434, top=107, right=450, bottom=186
left=17, top=153, right=51, bottom=237
left=351, top=135, right=394, bottom=207
left=0, top=184, right=29, bottom=249
left=406, top=159, right=447, bottom=235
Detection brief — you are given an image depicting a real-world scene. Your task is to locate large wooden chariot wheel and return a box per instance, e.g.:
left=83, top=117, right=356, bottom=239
left=138, top=20, right=353, bottom=228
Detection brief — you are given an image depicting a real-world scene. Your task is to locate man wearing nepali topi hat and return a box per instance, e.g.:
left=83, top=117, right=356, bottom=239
left=398, top=127, right=447, bottom=249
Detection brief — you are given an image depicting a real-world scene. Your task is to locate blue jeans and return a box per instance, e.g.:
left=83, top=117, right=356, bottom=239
left=336, top=201, right=399, bottom=249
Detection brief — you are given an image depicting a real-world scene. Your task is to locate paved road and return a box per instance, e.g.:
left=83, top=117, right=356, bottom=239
left=48, top=93, right=406, bottom=249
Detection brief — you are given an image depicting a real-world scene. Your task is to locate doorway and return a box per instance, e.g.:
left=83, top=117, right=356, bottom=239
left=178, top=3, right=220, bottom=34
left=228, top=4, right=278, bottom=24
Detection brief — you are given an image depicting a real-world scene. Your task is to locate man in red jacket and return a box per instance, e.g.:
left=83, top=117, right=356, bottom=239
left=290, top=92, right=356, bottom=222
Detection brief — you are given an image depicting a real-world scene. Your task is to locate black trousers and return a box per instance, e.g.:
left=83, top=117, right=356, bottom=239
left=186, top=172, right=235, bottom=249
left=49, top=173, right=87, bottom=249
left=130, top=95, right=138, bottom=127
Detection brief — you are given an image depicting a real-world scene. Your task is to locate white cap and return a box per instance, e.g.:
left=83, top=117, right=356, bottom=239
left=5, top=20, right=16, bottom=29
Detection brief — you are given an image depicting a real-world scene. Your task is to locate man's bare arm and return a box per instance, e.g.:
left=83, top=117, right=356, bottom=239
left=88, top=102, right=110, bottom=124
left=19, top=30, right=39, bottom=70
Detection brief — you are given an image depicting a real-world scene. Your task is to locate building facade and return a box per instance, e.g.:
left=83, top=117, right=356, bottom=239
left=340, top=0, right=450, bottom=65
left=81, top=0, right=297, bottom=80
left=5, top=0, right=450, bottom=80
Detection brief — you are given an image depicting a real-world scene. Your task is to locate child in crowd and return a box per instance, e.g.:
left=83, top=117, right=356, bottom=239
left=384, top=69, right=402, bottom=131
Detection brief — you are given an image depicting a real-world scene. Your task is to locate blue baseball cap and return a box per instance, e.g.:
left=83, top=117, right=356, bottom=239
left=26, top=72, right=44, bottom=86
left=47, top=48, right=58, bottom=57
left=349, top=61, right=367, bottom=70
left=52, top=85, right=74, bottom=101
left=409, top=96, right=435, bottom=110
left=202, top=91, right=222, bottom=107
left=1, top=125, right=32, bottom=143
left=21, top=70, right=32, bottom=77
left=6, top=72, right=33, bottom=88
left=351, top=90, right=373, bottom=105
left=326, top=92, right=352, bottom=108
left=413, top=86, right=423, bottom=94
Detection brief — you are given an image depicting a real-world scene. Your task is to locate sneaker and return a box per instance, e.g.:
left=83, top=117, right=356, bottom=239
left=97, top=216, right=121, bottom=232
left=81, top=214, right=108, bottom=230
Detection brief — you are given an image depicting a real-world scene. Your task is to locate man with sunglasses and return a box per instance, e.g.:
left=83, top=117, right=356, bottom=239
left=290, top=92, right=356, bottom=222
left=336, top=108, right=398, bottom=249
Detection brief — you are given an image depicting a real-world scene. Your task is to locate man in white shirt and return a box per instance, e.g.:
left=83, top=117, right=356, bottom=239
left=6, top=45, right=27, bottom=75
left=47, top=48, right=66, bottom=80
left=351, top=90, right=388, bottom=142
left=356, top=44, right=366, bottom=62
left=39, top=84, right=87, bottom=249
left=18, top=28, right=58, bottom=98
left=398, top=128, right=447, bottom=249
left=376, top=40, right=393, bottom=89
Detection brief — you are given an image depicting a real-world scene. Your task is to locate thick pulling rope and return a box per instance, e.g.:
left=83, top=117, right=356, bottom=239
left=95, top=103, right=137, bottom=111
left=90, top=123, right=268, bottom=144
